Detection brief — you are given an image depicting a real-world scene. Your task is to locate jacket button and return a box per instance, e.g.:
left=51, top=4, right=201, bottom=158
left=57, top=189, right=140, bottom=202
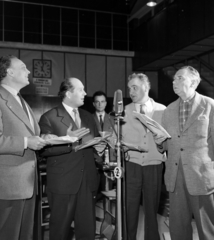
left=180, top=148, right=183, bottom=151
left=178, top=135, right=180, bottom=138
left=175, top=163, right=178, bottom=166
left=81, top=169, right=83, bottom=172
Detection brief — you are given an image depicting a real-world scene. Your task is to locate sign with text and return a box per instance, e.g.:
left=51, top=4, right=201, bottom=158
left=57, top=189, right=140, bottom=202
left=33, top=78, right=52, bottom=86
left=35, top=87, right=49, bottom=95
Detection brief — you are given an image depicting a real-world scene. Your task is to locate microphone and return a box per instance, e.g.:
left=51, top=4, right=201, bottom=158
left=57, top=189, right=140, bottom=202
left=113, top=89, right=123, bottom=115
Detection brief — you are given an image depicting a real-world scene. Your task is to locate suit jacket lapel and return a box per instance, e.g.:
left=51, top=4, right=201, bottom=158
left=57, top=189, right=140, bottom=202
left=169, top=98, right=180, bottom=135
left=103, top=112, right=110, bottom=129
left=57, top=104, right=78, bottom=130
left=93, top=113, right=101, bottom=131
left=183, top=92, right=205, bottom=132
left=79, top=108, right=90, bottom=129
left=0, top=87, right=35, bottom=135
left=27, top=104, right=40, bottom=135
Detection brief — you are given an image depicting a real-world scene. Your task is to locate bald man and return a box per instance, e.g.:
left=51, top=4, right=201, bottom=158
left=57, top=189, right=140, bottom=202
left=39, top=78, right=100, bottom=240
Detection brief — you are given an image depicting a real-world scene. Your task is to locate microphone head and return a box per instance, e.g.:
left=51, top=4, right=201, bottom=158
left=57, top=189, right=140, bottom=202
left=113, top=89, right=123, bottom=115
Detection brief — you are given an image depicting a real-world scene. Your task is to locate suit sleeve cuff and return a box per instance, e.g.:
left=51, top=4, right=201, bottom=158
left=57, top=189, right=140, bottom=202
left=24, top=137, right=28, bottom=149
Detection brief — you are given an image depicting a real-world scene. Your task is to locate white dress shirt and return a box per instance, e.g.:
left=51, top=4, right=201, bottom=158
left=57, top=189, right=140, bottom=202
left=135, top=98, right=153, bottom=118
left=62, top=102, right=81, bottom=127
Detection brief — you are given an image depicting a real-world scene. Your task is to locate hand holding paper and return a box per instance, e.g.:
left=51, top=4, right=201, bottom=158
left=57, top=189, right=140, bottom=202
left=41, top=134, right=78, bottom=145
left=93, top=138, right=107, bottom=153
left=153, top=135, right=167, bottom=145
left=133, top=111, right=171, bottom=141
left=121, top=140, right=149, bottom=152
left=75, top=133, right=112, bottom=152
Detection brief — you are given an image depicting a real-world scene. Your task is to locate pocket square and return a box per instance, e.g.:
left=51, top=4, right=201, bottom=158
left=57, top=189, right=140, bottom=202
left=198, top=115, right=208, bottom=120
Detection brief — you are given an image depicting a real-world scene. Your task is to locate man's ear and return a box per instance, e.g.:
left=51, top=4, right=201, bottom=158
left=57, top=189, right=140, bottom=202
left=65, top=91, right=70, bottom=99
left=191, top=80, right=196, bottom=88
left=7, top=68, right=13, bottom=77
left=93, top=102, right=95, bottom=108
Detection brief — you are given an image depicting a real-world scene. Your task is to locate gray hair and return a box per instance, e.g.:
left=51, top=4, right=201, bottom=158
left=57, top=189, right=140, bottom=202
left=180, top=66, right=201, bottom=87
left=128, top=73, right=151, bottom=90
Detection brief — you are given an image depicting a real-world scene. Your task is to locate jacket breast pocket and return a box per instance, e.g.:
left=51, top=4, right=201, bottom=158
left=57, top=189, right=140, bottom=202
left=196, top=118, right=209, bottom=138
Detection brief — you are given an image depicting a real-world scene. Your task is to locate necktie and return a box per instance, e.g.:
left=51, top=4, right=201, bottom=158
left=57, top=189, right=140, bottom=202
left=140, top=104, right=145, bottom=114
left=99, top=115, right=104, bottom=131
left=17, top=93, right=29, bottom=119
left=73, top=109, right=80, bottom=128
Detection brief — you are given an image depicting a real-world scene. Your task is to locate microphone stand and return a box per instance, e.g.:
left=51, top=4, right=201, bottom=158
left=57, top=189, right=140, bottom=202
left=113, top=113, right=124, bottom=240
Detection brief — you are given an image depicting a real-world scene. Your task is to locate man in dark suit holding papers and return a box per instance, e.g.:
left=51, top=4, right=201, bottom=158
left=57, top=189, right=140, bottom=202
left=39, top=77, right=101, bottom=240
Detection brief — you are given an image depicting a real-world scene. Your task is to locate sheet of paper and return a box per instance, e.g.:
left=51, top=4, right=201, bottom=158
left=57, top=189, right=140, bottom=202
left=45, top=135, right=78, bottom=145
left=75, top=133, right=112, bottom=151
left=133, top=111, right=171, bottom=139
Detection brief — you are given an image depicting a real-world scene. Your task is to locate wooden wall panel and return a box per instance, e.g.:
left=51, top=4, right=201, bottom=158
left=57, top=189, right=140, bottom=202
left=107, top=57, right=126, bottom=97
left=0, top=48, right=19, bottom=57
left=20, top=50, right=41, bottom=95
left=86, top=55, right=106, bottom=96
left=43, top=52, right=64, bottom=96
left=65, top=53, right=86, bottom=88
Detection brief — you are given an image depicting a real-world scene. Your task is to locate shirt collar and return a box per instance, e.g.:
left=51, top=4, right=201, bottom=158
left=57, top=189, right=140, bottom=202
left=1, top=84, right=18, bottom=96
left=62, top=102, right=78, bottom=115
left=183, top=92, right=196, bottom=103
left=96, top=112, right=105, bottom=118
left=135, top=98, right=153, bottom=112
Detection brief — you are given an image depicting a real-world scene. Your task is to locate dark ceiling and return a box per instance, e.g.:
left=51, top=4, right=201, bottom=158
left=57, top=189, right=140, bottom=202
left=13, top=0, right=130, bottom=14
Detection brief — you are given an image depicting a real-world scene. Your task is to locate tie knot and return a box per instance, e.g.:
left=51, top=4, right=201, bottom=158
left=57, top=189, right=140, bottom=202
left=73, top=109, right=78, bottom=115
left=140, top=104, right=145, bottom=114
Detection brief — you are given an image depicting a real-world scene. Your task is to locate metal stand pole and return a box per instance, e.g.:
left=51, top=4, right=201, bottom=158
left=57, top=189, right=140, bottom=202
left=113, top=115, right=123, bottom=240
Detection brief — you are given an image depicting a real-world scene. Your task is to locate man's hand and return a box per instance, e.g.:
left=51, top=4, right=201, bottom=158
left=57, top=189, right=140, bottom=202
left=93, top=138, right=107, bottom=154
left=153, top=134, right=167, bottom=146
left=27, top=136, right=47, bottom=150
left=67, top=124, right=90, bottom=140
left=41, top=134, right=58, bottom=140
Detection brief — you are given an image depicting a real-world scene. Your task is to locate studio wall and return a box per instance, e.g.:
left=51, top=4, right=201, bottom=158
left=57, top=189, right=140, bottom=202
left=0, top=46, right=138, bottom=98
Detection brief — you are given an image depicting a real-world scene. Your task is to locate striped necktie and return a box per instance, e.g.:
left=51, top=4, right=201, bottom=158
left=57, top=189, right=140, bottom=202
left=17, top=93, right=29, bottom=119
left=140, top=104, right=145, bottom=114
left=73, top=109, right=80, bottom=128
left=99, top=114, right=104, bottom=131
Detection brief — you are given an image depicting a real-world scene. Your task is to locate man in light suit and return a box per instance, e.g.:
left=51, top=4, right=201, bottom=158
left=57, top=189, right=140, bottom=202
left=155, top=66, right=214, bottom=240
left=39, top=78, right=102, bottom=240
left=122, top=73, right=166, bottom=240
left=0, top=55, right=47, bottom=240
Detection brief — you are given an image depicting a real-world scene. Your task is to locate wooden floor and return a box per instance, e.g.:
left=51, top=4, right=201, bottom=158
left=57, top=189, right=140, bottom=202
left=42, top=205, right=199, bottom=240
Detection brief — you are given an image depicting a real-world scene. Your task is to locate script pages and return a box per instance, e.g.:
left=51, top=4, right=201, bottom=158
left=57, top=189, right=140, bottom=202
left=133, top=111, right=171, bottom=139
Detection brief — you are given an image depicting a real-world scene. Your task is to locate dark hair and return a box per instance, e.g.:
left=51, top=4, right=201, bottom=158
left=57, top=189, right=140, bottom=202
left=0, top=55, right=17, bottom=82
left=92, top=90, right=107, bottom=102
left=58, top=78, right=75, bottom=100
